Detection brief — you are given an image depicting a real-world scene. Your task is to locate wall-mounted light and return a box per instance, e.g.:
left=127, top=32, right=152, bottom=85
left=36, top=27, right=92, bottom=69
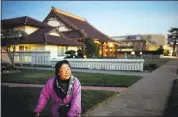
left=131, top=51, right=135, bottom=55
left=108, top=43, right=114, bottom=47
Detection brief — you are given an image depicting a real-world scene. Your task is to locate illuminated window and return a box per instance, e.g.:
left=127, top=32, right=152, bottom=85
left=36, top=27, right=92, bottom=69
left=19, top=46, right=24, bottom=51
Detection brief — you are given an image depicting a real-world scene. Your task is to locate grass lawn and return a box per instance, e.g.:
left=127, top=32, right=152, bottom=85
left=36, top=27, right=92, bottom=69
left=144, top=58, right=170, bottom=66
left=1, top=86, right=115, bottom=117
left=2, top=70, right=142, bottom=87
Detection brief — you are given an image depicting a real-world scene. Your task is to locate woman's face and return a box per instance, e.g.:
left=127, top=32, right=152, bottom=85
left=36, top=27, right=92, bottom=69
left=58, top=64, right=72, bottom=80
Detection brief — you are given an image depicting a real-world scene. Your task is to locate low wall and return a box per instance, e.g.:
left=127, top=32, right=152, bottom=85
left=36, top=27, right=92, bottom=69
left=2, top=51, right=51, bottom=66
left=51, top=59, right=144, bottom=71
left=85, top=59, right=178, bottom=116
left=2, top=51, right=144, bottom=71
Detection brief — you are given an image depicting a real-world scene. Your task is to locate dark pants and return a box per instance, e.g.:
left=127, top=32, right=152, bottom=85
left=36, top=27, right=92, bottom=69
left=58, top=104, right=70, bottom=117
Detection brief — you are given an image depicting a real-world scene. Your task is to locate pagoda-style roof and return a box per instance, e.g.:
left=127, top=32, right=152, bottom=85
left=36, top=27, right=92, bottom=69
left=43, top=7, right=116, bottom=43
left=2, top=16, right=51, bottom=29
left=22, top=27, right=83, bottom=46
left=61, top=30, right=84, bottom=39
left=46, top=35, right=83, bottom=46
left=1, top=17, right=83, bottom=46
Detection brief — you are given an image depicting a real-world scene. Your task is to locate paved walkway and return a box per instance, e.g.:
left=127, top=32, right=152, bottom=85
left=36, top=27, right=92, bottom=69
left=84, top=59, right=178, bottom=116
left=17, top=66, right=149, bottom=77
left=1, top=82, right=127, bottom=93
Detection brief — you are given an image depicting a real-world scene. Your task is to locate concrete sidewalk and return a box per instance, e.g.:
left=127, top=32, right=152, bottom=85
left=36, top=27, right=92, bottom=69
left=17, top=66, right=149, bottom=77
left=1, top=82, right=127, bottom=93
left=84, top=59, right=178, bottom=116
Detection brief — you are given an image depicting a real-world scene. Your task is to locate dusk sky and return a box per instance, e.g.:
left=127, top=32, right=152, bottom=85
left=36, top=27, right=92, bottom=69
left=2, top=1, right=178, bottom=36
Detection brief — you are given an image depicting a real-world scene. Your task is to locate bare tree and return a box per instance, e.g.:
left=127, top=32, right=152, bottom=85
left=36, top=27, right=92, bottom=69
left=1, top=29, right=27, bottom=68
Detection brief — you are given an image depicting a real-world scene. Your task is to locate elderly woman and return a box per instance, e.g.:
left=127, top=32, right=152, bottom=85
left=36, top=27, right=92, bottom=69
left=34, top=60, right=81, bottom=117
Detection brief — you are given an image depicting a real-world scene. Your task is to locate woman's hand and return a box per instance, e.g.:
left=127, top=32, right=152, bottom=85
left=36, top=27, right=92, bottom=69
left=34, top=112, right=40, bottom=117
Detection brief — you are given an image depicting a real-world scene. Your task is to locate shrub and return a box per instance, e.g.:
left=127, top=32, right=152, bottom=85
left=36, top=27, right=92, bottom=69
left=65, top=50, right=76, bottom=58
left=144, top=64, right=158, bottom=70
left=149, top=64, right=158, bottom=70
left=1, top=63, right=14, bottom=71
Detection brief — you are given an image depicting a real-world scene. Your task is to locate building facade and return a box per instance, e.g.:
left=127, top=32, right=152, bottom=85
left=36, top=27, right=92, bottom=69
left=1, top=16, right=83, bottom=61
left=43, top=7, right=119, bottom=57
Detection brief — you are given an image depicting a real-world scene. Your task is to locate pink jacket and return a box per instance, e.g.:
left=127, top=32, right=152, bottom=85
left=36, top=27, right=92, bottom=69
left=34, top=76, right=81, bottom=117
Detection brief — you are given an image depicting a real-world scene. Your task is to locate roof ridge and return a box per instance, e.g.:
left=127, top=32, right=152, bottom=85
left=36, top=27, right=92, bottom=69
left=25, top=16, right=52, bottom=28
left=2, top=16, right=52, bottom=28
left=51, top=12, right=86, bottom=37
left=52, top=7, right=86, bottom=22
left=53, top=12, right=79, bottom=30
left=1, top=16, right=27, bottom=21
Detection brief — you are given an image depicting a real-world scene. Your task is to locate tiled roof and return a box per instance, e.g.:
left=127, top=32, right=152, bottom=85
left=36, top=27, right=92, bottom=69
left=22, top=27, right=52, bottom=44
left=61, top=30, right=84, bottom=39
left=2, top=17, right=82, bottom=46
left=46, top=35, right=83, bottom=46
left=1, top=16, right=51, bottom=29
left=21, top=28, right=82, bottom=46
left=44, top=7, right=116, bottom=43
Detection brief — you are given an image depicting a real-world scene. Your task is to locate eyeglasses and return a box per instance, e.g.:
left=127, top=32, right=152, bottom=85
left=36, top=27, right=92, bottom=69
left=59, top=67, right=71, bottom=72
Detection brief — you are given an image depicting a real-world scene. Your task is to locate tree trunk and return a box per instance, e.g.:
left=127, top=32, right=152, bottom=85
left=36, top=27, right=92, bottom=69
left=12, top=45, right=16, bottom=68
left=116, top=45, right=118, bottom=58
left=3, top=46, right=16, bottom=69
left=101, top=42, right=104, bottom=58
left=6, top=49, right=14, bottom=67
left=172, top=39, right=177, bottom=56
